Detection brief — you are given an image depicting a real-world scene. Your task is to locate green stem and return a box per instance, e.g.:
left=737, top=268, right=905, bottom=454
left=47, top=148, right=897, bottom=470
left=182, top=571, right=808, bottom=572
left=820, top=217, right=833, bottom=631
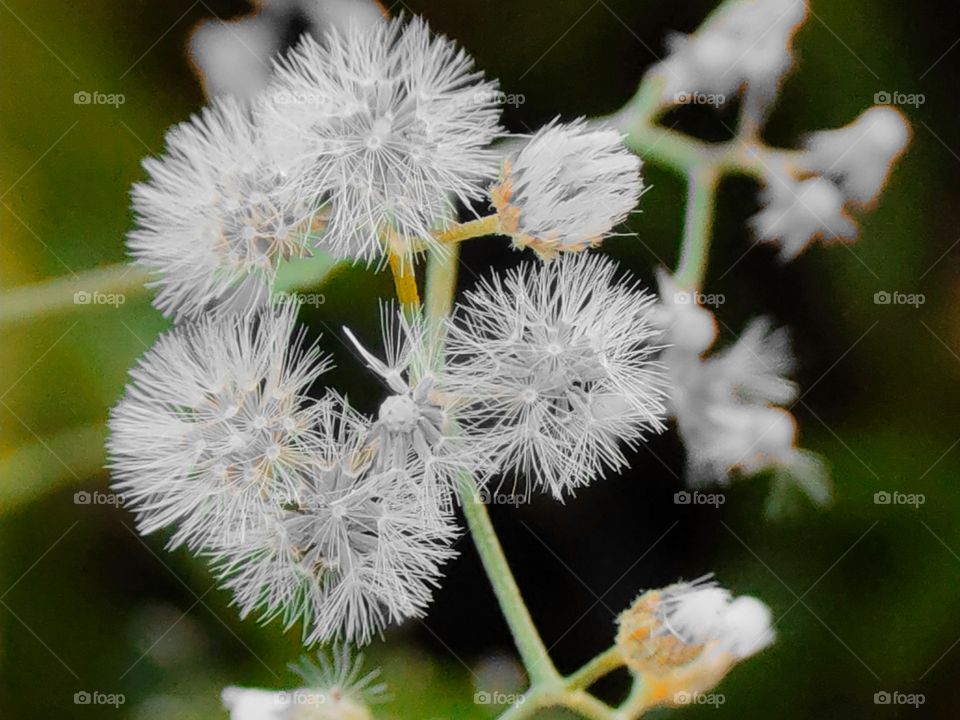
left=422, top=247, right=560, bottom=687
left=566, top=646, right=625, bottom=691
left=674, top=164, right=719, bottom=290
left=424, top=244, right=460, bottom=327
left=0, top=263, right=150, bottom=328
left=457, top=473, right=561, bottom=686
left=616, top=678, right=650, bottom=720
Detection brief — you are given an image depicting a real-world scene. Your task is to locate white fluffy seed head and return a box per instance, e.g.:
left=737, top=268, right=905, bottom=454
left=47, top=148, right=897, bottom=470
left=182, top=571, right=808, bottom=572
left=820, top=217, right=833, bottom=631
left=442, top=253, right=668, bottom=499
left=803, top=105, right=910, bottom=205
left=492, top=119, right=643, bottom=258
left=211, top=394, right=458, bottom=645
left=262, top=16, right=503, bottom=262
left=750, top=173, right=857, bottom=261
left=129, top=96, right=322, bottom=319
left=108, top=304, right=332, bottom=551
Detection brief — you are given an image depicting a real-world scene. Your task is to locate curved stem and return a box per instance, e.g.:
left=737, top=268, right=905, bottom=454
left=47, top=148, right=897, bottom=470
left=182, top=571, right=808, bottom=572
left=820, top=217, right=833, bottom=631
left=433, top=214, right=500, bottom=245
left=566, top=645, right=625, bottom=691
left=674, top=164, right=719, bottom=290
left=457, top=474, right=561, bottom=685
left=615, top=678, right=650, bottom=720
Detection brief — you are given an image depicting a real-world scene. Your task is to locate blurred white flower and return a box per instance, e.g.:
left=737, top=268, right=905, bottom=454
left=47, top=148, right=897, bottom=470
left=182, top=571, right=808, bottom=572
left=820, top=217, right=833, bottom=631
left=443, top=254, right=668, bottom=499
left=191, top=14, right=279, bottom=100
left=212, top=394, right=458, bottom=645
left=652, top=0, right=806, bottom=110
left=129, top=97, right=325, bottom=318
left=650, top=268, right=717, bottom=355
left=108, top=304, right=331, bottom=551
left=262, top=17, right=502, bottom=261
left=668, top=313, right=799, bottom=484
left=190, top=0, right=384, bottom=100
left=802, top=106, right=910, bottom=205
left=656, top=273, right=831, bottom=506
left=492, top=119, right=643, bottom=258
left=221, top=686, right=288, bottom=720
left=750, top=173, right=857, bottom=260
left=223, top=644, right=387, bottom=719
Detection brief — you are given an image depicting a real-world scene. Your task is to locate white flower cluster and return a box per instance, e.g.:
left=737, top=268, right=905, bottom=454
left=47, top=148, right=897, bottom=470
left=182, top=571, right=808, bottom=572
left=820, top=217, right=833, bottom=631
left=113, top=15, right=666, bottom=645
left=136, top=15, right=644, bottom=321
left=654, top=272, right=828, bottom=506
left=647, top=0, right=909, bottom=261
left=109, top=307, right=458, bottom=644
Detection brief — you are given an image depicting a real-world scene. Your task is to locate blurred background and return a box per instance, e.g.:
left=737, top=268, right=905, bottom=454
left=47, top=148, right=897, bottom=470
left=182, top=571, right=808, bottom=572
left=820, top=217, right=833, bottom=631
left=2, top=0, right=959, bottom=717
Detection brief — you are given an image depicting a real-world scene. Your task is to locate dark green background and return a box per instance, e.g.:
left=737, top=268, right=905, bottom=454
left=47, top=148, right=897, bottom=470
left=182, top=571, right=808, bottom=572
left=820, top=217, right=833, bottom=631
left=2, top=0, right=958, bottom=718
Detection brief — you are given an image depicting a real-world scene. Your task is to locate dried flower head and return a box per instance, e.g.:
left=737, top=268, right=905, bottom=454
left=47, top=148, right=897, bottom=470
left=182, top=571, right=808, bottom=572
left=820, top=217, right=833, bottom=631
left=344, top=305, right=471, bottom=507
left=750, top=172, right=857, bottom=260
left=616, top=576, right=774, bottom=705
left=211, top=395, right=458, bottom=645
left=129, top=97, right=324, bottom=318
left=443, top=254, right=668, bottom=498
left=491, top=120, right=643, bottom=258
left=263, top=16, right=502, bottom=262
left=108, top=304, right=331, bottom=551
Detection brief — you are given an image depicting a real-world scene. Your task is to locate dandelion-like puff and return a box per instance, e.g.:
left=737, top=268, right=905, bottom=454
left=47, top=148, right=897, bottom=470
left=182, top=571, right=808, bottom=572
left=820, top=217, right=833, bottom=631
left=443, top=253, right=668, bottom=499
left=263, top=16, right=502, bottom=262
left=129, top=96, right=324, bottom=318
